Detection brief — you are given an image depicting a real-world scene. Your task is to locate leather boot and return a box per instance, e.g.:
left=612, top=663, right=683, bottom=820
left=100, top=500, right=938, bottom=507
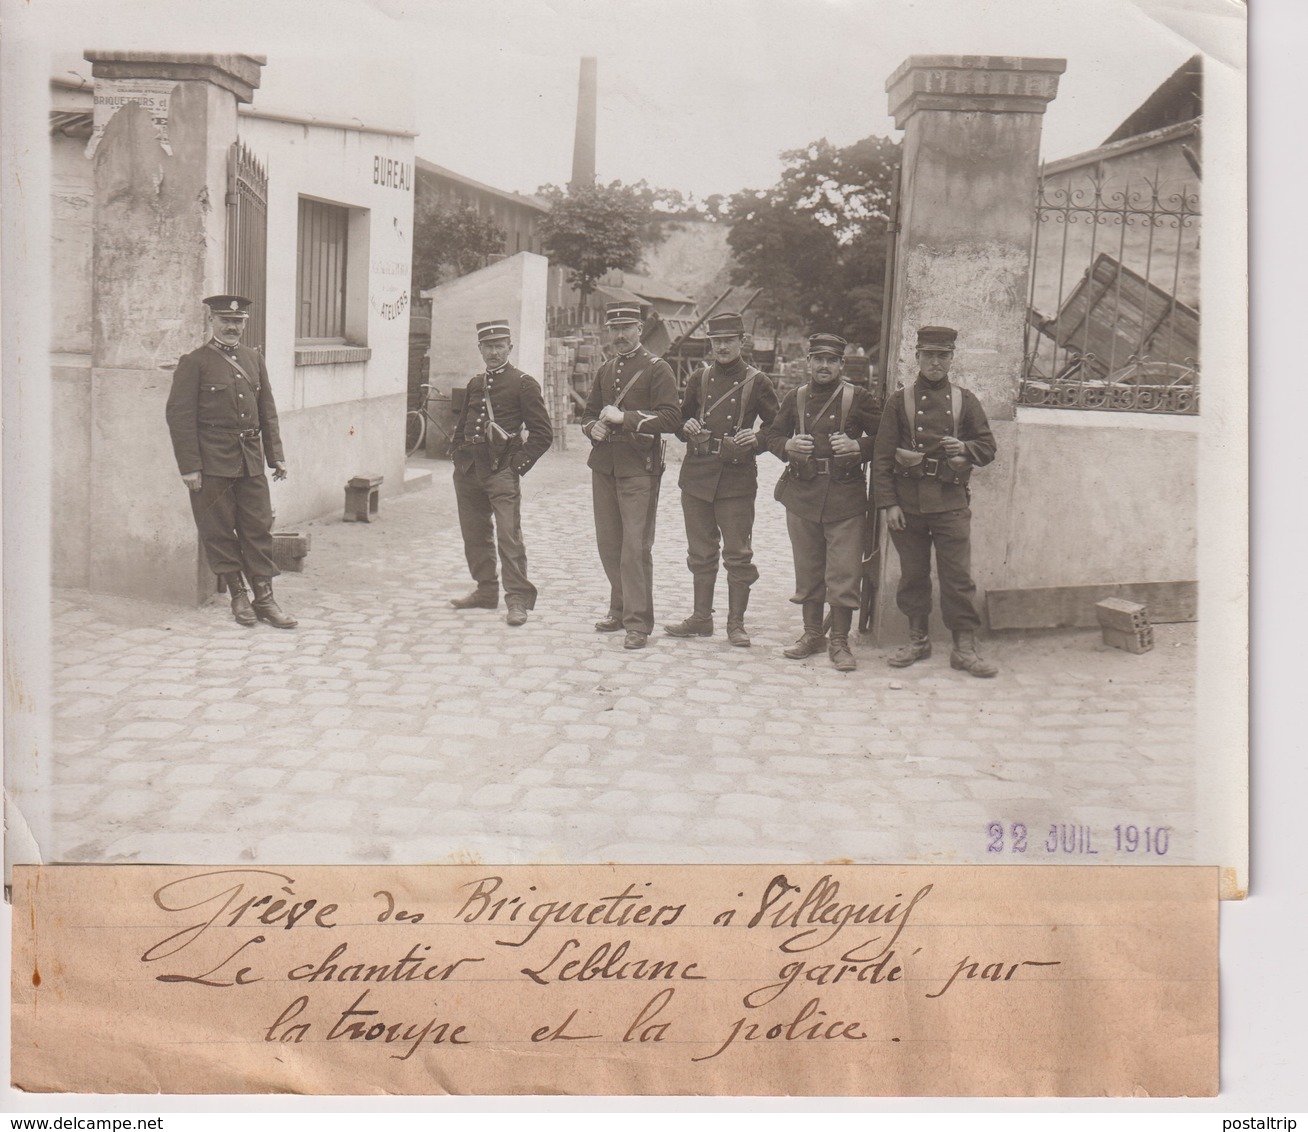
left=951, top=630, right=998, bottom=678
left=450, top=586, right=498, bottom=610
left=221, top=572, right=257, bottom=627
left=505, top=599, right=528, bottom=627
left=782, top=602, right=826, bottom=659
left=828, top=606, right=856, bottom=671
left=664, top=575, right=715, bottom=637
left=726, top=581, right=751, bottom=647
left=888, top=616, right=932, bottom=668
left=250, top=575, right=298, bottom=629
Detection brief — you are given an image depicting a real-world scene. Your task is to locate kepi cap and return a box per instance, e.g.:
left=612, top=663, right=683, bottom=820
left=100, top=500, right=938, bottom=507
left=203, top=294, right=251, bottom=317
left=916, top=325, right=957, bottom=352
left=604, top=302, right=644, bottom=326
left=705, top=311, right=745, bottom=338
left=476, top=319, right=512, bottom=342
left=807, top=331, right=848, bottom=358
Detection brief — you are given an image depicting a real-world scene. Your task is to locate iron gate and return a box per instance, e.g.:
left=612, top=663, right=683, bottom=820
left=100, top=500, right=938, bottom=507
left=226, top=141, right=268, bottom=354
left=1020, top=166, right=1200, bottom=414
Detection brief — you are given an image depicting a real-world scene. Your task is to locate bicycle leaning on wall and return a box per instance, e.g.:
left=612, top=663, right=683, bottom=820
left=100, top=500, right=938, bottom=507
left=405, top=383, right=452, bottom=456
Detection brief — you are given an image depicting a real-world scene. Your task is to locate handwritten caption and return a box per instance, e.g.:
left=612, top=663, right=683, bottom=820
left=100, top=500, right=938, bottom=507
left=142, top=868, right=1060, bottom=1064
left=12, top=863, right=1217, bottom=1096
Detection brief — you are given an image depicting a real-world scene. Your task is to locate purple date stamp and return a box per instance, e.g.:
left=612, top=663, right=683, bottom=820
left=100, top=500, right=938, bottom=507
left=986, top=822, right=1171, bottom=857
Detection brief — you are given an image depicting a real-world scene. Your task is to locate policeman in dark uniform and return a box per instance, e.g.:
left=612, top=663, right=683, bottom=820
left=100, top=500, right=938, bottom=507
left=664, top=311, right=779, bottom=647
left=871, top=325, right=998, bottom=677
left=449, top=319, right=554, bottom=626
left=766, top=332, right=881, bottom=671
left=581, top=302, right=681, bottom=650
left=165, top=294, right=295, bottom=629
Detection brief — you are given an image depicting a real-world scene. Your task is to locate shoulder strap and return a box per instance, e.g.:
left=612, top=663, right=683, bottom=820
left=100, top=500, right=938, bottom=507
left=206, top=342, right=259, bottom=389
left=611, top=354, right=658, bottom=410
left=838, top=382, right=854, bottom=432
left=951, top=383, right=962, bottom=430
left=735, top=369, right=759, bottom=430
left=903, top=384, right=915, bottom=449
left=703, top=365, right=759, bottom=424
left=796, top=384, right=808, bottom=434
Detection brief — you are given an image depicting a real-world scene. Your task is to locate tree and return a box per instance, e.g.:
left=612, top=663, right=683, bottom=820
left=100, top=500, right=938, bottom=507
left=410, top=190, right=506, bottom=296
left=535, top=180, right=657, bottom=299
left=727, top=135, right=900, bottom=348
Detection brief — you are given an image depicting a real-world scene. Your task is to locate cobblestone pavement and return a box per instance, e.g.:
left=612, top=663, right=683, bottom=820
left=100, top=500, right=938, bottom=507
left=48, top=428, right=1197, bottom=866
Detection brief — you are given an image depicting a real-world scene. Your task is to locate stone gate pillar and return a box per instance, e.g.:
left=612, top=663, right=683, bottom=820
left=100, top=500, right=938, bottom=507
left=875, top=56, right=1063, bottom=643
left=884, top=55, right=1064, bottom=419
left=84, top=52, right=263, bottom=603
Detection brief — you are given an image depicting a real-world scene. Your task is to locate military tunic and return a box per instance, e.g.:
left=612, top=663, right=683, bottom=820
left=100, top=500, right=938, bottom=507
left=165, top=340, right=285, bottom=578
left=675, top=359, right=780, bottom=588
left=871, top=376, right=997, bottom=630
left=765, top=379, right=881, bottom=610
left=451, top=362, right=554, bottom=607
left=581, top=346, right=680, bottom=633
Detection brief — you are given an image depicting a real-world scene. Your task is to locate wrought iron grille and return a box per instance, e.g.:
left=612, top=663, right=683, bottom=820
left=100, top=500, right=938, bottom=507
left=1021, top=167, right=1200, bottom=415
left=226, top=141, right=268, bottom=353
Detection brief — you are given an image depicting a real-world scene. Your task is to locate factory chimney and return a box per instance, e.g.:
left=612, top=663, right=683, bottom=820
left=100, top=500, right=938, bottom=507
left=570, top=56, right=597, bottom=190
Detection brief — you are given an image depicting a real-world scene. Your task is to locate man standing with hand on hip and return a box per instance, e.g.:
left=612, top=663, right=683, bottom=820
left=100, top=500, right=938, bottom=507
left=872, top=325, right=998, bottom=677
left=581, top=302, right=680, bottom=651
left=165, top=294, right=295, bottom=629
left=664, top=311, right=779, bottom=647
left=448, top=319, right=554, bottom=626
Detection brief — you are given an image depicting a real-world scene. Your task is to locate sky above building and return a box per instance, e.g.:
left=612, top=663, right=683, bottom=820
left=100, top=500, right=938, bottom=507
left=18, top=0, right=1242, bottom=200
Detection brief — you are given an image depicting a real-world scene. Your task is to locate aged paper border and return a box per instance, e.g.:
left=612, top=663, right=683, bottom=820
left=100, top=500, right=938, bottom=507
left=3, top=0, right=1293, bottom=1114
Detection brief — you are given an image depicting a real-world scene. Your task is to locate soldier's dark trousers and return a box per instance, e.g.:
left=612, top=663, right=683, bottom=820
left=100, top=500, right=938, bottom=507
left=785, top=511, right=862, bottom=609
left=592, top=469, right=660, bottom=634
left=453, top=465, right=537, bottom=608
left=189, top=472, right=278, bottom=577
left=889, top=506, right=981, bottom=631
left=681, top=492, right=758, bottom=586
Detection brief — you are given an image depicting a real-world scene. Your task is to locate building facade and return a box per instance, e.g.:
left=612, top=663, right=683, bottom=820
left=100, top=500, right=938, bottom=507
left=48, top=53, right=414, bottom=604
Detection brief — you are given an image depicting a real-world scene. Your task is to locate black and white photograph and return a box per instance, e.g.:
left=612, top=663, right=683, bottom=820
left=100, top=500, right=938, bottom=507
left=1, top=0, right=1265, bottom=1108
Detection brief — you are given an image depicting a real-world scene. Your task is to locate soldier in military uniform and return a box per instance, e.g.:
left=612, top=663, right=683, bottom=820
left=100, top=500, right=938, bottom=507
left=165, top=294, right=295, bottom=629
left=449, top=319, right=554, bottom=626
left=664, top=311, right=779, bottom=647
left=766, top=332, right=881, bottom=671
left=871, top=325, right=998, bottom=677
left=581, top=302, right=681, bottom=650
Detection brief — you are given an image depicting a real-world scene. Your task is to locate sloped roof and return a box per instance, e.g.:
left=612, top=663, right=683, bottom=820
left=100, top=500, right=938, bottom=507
left=593, top=283, right=645, bottom=305
left=1103, top=55, right=1202, bottom=146
left=1041, top=117, right=1200, bottom=179
left=621, top=274, right=695, bottom=305
left=415, top=157, right=551, bottom=212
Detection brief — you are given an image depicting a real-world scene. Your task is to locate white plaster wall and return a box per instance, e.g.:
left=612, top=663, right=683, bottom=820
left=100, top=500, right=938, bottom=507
left=236, top=116, right=415, bottom=522
left=1002, top=408, right=1198, bottom=588
left=424, top=252, right=549, bottom=393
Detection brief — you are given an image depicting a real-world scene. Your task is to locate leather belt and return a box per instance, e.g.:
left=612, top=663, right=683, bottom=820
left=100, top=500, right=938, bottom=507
left=922, top=456, right=940, bottom=477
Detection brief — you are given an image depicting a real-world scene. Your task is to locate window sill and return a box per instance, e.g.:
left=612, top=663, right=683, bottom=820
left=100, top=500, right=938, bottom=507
left=295, top=344, right=372, bottom=367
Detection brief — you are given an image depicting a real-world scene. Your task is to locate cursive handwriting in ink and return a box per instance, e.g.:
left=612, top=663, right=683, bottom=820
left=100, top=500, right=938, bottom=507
left=142, top=869, right=338, bottom=963
left=692, top=996, right=868, bottom=1063
left=455, top=875, right=684, bottom=947
left=325, top=990, right=471, bottom=1061
left=743, top=947, right=904, bottom=1008
left=521, top=938, right=704, bottom=986
left=747, top=874, right=933, bottom=955
left=926, top=956, right=1062, bottom=999
left=288, top=942, right=482, bottom=984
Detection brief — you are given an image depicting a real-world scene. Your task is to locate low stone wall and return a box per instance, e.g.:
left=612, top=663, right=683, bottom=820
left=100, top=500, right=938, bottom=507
left=878, top=406, right=1198, bottom=642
